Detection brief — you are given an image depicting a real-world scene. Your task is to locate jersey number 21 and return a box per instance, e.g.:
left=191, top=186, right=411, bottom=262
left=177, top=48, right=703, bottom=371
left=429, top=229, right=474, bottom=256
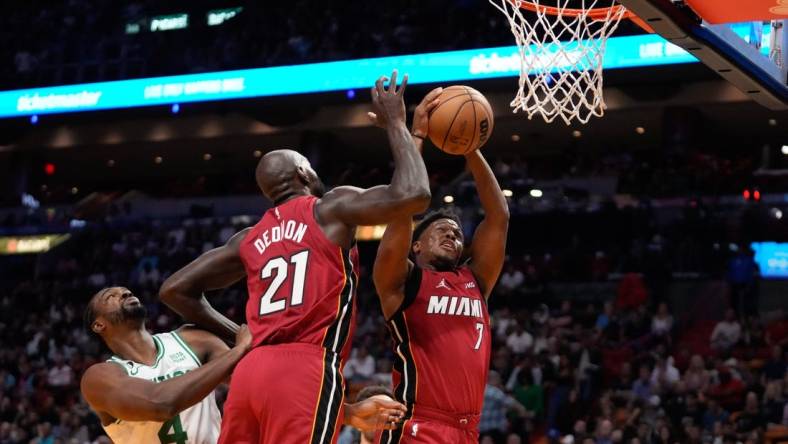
left=258, top=250, right=309, bottom=316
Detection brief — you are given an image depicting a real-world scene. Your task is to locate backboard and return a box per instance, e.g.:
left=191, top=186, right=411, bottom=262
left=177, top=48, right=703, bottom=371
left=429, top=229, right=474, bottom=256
left=618, top=0, right=788, bottom=110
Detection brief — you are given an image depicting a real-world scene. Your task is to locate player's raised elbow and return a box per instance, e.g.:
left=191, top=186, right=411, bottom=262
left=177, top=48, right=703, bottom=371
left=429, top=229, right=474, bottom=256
left=490, top=201, right=510, bottom=224
left=399, top=187, right=431, bottom=213
left=498, top=205, right=511, bottom=222
left=159, top=275, right=185, bottom=306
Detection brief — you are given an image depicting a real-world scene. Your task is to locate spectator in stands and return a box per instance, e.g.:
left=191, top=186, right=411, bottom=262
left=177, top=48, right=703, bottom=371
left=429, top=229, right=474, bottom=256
left=651, top=355, right=680, bottom=394
left=549, top=300, right=574, bottom=331
left=46, top=353, right=74, bottom=404
left=569, top=419, right=590, bottom=443
left=762, top=345, right=786, bottom=383
left=708, top=367, right=746, bottom=412
left=762, top=380, right=786, bottom=425
left=506, top=323, right=533, bottom=355
left=727, top=244, right=760, bottom=316
left=651, top=302, right=673, bottom=338
left=735, top=391, right=766, bottom=437
left=765, top=310, right=788, bottom=347
left=493, top=307, right=516, bottom=341
left=683, top=354, right=710, bottom=393
left=371, top=358, right=393, bottom=386
left=656, top=424, right=676, bottom=444
left=136, top=261, right=160, bottom=290
left=703, top=398, right=729, bottom=432
left=480, top=371, right=526, bottom=442
left=611, top=361, right=634, bottom=397
left=593, top=419, right=615, bottom=444
left=29, top=421, right=54, bottom=444
left=512, top=371, right=543, bottom=421
left=711, top=309, right=742, bottom=351
left=595, top=301, right=615, bottom=333
left=498, top=262, right=524, bottom=296
left=577, top=303, right=599, bottom=331
left=555, top=389, right=585, bottom=437
left=616, top=273, right=648, bottom=311
left=632, top=364, right=654, bottom=402
left=46, top=354, right=74, bottom=388
left=344, top=346, right=376, bottom=383
left=684, top=391, right=706, bottom=429
left=740, top=316, right=769, bottom=358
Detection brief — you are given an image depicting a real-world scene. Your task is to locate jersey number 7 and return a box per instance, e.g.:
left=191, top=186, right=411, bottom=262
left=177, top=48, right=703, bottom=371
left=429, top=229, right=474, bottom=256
left=259, top=250, right=309, bottom=316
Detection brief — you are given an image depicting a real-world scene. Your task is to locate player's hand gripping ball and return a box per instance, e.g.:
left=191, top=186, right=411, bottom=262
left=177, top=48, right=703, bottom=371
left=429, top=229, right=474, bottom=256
left=427, top=85, right=494, bottom=155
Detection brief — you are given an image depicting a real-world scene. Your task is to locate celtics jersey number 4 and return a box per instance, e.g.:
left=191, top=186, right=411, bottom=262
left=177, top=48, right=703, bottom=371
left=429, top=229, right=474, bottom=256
left=102, top=331, right=221, bottom=444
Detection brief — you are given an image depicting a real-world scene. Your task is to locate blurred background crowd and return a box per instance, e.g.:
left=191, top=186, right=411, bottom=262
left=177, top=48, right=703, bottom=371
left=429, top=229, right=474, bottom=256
left=1, top=1, right=787, bottom=443
left=1, top=185, right=786, bottom=443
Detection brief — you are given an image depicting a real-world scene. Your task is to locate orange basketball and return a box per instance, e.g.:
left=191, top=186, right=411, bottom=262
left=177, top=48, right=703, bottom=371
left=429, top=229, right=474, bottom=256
left=427, top=86, right=494, bottom=155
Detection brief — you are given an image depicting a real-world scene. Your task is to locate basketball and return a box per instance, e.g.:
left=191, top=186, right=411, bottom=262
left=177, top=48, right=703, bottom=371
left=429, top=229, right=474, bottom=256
left=427, top=85, right=495, bottom=155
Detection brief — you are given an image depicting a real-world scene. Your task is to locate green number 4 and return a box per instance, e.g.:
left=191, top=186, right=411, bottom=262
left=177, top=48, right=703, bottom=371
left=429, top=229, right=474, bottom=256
left=158, top=415, right=188, bottom=444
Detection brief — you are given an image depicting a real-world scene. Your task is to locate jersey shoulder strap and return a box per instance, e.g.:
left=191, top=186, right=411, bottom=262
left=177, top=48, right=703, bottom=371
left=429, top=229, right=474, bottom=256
left=167, top=331, right=203, bottom=367
left=106, top=356, right=131, bottom=375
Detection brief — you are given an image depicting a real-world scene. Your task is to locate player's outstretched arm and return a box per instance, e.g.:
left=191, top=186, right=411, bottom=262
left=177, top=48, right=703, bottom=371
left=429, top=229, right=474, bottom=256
left=81, top=325, right=252, bottom=423
left=373, top=88, right=443, bottom=319
left=465, top=150, right=510, bottom=299
left=160, top=229, right=250, bottom=343
left=344, top=395, right=407, bottom=432
left=373, top=216, right=414, bottom=319
left=317, top=71, right=431, bottom=227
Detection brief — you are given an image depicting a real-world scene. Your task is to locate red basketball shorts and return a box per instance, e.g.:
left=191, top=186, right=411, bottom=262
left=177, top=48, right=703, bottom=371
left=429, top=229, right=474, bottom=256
left=375, top=405, right=479, bottom=444
left=218, top=343, right=346, bottom=444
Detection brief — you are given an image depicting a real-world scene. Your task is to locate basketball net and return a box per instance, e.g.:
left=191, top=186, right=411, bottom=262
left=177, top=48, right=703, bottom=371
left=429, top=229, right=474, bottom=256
left=489, top=0, right=628, bottom=125
left=769, top=20, right=784, bottom=69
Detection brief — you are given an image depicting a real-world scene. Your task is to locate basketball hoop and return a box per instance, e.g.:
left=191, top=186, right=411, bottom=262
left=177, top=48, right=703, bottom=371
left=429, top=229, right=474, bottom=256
left=489, top=0, right=649, bottom=125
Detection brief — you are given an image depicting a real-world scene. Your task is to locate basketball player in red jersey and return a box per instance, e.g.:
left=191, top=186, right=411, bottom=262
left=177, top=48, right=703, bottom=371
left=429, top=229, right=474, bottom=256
left=372, top=90, right=510, bottom=443
left=159, top=70, right=430, bottom=444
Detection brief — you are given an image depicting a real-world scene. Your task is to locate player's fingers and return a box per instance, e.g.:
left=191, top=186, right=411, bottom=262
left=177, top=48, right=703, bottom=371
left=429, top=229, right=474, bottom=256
left=375, top=76, right=388, bottom=96
left=381, top=414, right=403, bottom=429
left=424, top=86, right=443, bottom=102
left=397, top=73, right=408, bottom=96
left=375, top=400, right=407, bottom=411
left=388, top=70, right=398, bottom=93
left=381, top=408, right=404, bottom=419
left=424, top=97, right=441, bottom=113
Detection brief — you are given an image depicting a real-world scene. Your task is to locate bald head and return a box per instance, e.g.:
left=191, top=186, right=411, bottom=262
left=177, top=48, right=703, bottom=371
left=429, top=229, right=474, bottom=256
left=255, top=149, right=324, bottom=203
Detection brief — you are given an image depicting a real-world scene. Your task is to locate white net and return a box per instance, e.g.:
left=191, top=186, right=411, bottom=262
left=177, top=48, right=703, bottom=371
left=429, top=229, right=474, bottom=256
left=489, top=0, right=628, bottom=125
left=769, top=20, right=784, bottom=69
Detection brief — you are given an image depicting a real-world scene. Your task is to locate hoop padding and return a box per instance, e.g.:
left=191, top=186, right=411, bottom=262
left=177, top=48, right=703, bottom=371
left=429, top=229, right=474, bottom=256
left=489, top=0, right=628, bottom=125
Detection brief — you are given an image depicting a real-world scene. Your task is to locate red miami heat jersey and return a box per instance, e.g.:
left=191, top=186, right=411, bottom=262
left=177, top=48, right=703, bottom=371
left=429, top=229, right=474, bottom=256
left=238, top=195, right=359, bottom=361
left=387, top=266, right=491, bottom=416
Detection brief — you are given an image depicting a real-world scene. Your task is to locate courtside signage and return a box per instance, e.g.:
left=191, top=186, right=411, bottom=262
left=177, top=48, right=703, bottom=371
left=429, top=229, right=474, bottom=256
left=751, top=241, right=788, bottom=279
left=0, top=26, right=773, bottom=118
left=0, top=234, right=71, bottom=255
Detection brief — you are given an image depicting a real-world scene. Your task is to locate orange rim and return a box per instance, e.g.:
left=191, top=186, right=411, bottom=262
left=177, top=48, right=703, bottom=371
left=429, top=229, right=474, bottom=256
left=516, top=1, right=653, bottom=32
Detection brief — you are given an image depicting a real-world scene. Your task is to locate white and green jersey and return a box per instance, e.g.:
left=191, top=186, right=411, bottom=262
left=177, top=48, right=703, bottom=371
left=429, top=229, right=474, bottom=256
left=102, top=331, right=221, bottom=444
